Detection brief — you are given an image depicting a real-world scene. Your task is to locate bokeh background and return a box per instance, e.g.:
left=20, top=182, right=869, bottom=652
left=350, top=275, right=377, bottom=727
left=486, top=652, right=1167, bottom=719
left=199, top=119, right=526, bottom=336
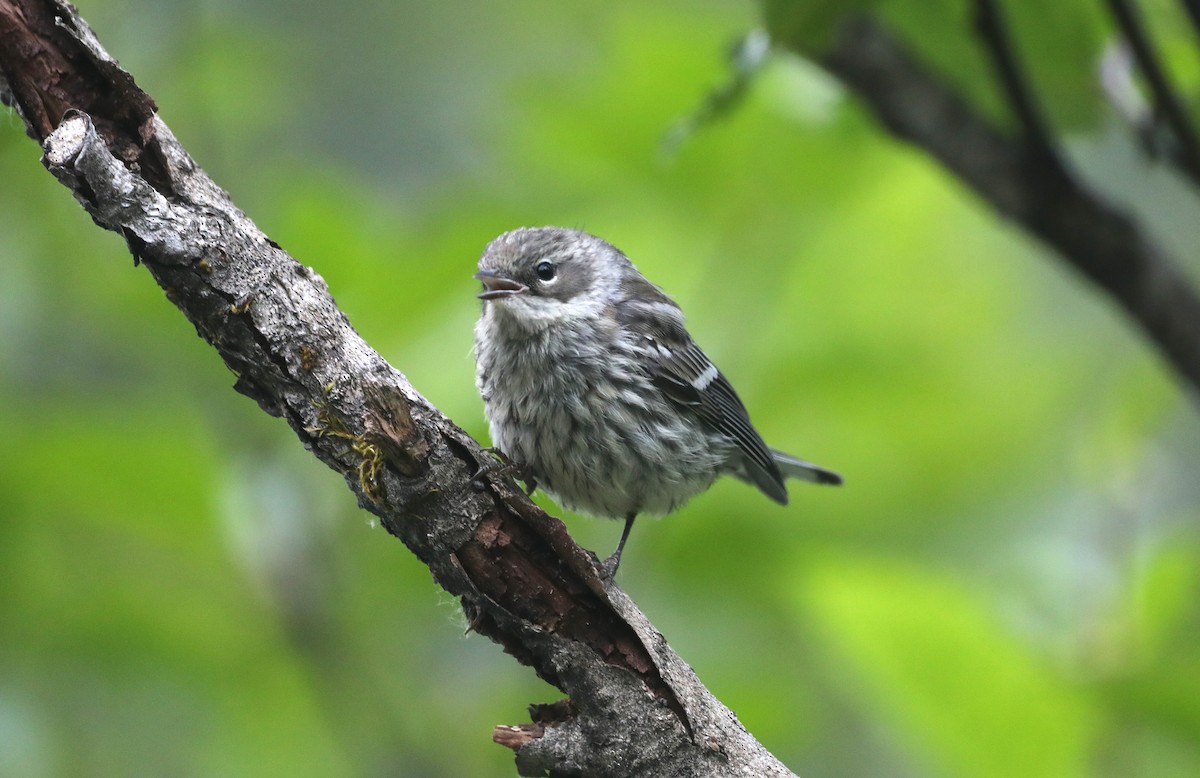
left=2, top=1, right=1199, bottom=776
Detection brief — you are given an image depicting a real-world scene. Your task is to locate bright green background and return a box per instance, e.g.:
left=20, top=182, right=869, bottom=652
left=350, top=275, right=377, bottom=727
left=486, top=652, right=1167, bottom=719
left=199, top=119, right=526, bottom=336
left=2, top=1, right=1199, bottom=776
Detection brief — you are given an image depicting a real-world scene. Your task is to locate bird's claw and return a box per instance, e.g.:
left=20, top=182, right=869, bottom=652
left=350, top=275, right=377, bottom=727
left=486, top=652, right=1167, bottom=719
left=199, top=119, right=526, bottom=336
left=470, top=447, right=537, bottom=495
left=599, top=552, right=621, bottom=583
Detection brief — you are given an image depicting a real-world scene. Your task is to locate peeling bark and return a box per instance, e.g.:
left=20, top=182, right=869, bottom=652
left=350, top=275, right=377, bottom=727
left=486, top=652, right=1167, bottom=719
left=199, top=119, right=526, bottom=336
left=0, top=1, right=799, bottom=775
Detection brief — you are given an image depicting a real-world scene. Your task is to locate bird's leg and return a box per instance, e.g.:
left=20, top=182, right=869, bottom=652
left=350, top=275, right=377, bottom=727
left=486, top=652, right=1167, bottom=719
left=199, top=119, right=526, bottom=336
left=470, top=447, right=537, bottom=495
left=601, top=513, right=637, bottom=581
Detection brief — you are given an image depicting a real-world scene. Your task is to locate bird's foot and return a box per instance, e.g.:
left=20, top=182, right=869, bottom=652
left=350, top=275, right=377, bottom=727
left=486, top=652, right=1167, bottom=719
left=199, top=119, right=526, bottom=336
left=599, top=550, right=623, bottom=583
left=598, top=514, right=636, bottom=584
left=470, top=447, right=537, bottom=495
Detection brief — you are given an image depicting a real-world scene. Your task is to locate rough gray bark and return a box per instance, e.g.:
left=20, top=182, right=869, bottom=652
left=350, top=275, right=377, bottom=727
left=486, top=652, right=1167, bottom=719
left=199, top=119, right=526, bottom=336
left=0, top=1, right=797, bottom=775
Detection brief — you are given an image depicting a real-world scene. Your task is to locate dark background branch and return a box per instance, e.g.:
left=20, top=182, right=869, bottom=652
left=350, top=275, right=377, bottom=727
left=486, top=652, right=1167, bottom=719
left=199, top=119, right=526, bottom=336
left=1184, top=0, right=1200, bottom=41
left=1103, top=0, right=1200, bottom=186
left=806, top=15, right=1200, bottom=401
left=7, top=0, right=1200, bottom=774
left=973, top=0, right=1059, bottom=162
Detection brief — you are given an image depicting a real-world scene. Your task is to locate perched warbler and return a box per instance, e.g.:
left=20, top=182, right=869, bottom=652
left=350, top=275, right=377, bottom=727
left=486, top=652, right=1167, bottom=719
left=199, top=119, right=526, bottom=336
left=473, top=227, right=841, bottom=577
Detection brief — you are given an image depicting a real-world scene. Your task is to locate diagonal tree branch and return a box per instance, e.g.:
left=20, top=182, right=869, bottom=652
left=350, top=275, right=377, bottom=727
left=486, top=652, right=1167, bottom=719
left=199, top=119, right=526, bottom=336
left=0, top=1, right=798, bottom=775
left=796, top=15, right=1200, bottom=401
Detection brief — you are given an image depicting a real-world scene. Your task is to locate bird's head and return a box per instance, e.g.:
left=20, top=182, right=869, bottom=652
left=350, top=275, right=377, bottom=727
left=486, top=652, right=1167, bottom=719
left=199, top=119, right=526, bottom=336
left=475, top=227, right=625, bottom=329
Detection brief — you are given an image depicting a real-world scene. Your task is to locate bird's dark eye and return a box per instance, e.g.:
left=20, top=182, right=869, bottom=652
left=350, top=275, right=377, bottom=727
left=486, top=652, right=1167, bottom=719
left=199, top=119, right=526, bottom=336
left=535, top=261, right=556, bottom=281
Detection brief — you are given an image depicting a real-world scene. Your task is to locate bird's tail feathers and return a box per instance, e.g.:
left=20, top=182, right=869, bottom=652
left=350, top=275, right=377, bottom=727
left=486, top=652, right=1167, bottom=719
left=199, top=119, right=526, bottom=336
left=771, top=449, right=842, bottom=486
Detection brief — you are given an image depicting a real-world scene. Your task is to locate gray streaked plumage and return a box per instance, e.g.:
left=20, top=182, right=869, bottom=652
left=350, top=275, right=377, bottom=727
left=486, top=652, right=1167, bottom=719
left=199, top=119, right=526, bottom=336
left=473, top=226, right=840, bottom=575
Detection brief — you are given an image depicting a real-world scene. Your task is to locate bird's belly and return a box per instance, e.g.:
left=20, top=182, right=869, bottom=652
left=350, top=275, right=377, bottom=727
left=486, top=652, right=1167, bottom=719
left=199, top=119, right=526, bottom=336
left=485, top=364, right=725, bottom=518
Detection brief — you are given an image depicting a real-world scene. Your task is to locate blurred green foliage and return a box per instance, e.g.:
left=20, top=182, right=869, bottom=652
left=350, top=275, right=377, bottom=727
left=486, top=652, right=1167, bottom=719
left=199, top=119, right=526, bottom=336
left=1, top=0, right=1199, bottom=776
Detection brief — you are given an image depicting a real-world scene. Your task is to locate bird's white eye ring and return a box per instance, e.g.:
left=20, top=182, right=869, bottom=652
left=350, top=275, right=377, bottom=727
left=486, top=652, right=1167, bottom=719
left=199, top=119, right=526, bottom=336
left=535, top=261, right=557, bottom=282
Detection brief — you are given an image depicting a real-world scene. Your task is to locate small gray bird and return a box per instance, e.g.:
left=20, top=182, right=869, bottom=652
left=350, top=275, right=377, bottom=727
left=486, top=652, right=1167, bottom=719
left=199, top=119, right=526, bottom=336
left=473, top=226, right=841, bottom=577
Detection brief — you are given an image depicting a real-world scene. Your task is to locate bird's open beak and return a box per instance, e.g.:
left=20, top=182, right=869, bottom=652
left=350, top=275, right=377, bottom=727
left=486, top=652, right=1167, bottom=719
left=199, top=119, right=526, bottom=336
left=474, top=269, right=528, bottom=300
